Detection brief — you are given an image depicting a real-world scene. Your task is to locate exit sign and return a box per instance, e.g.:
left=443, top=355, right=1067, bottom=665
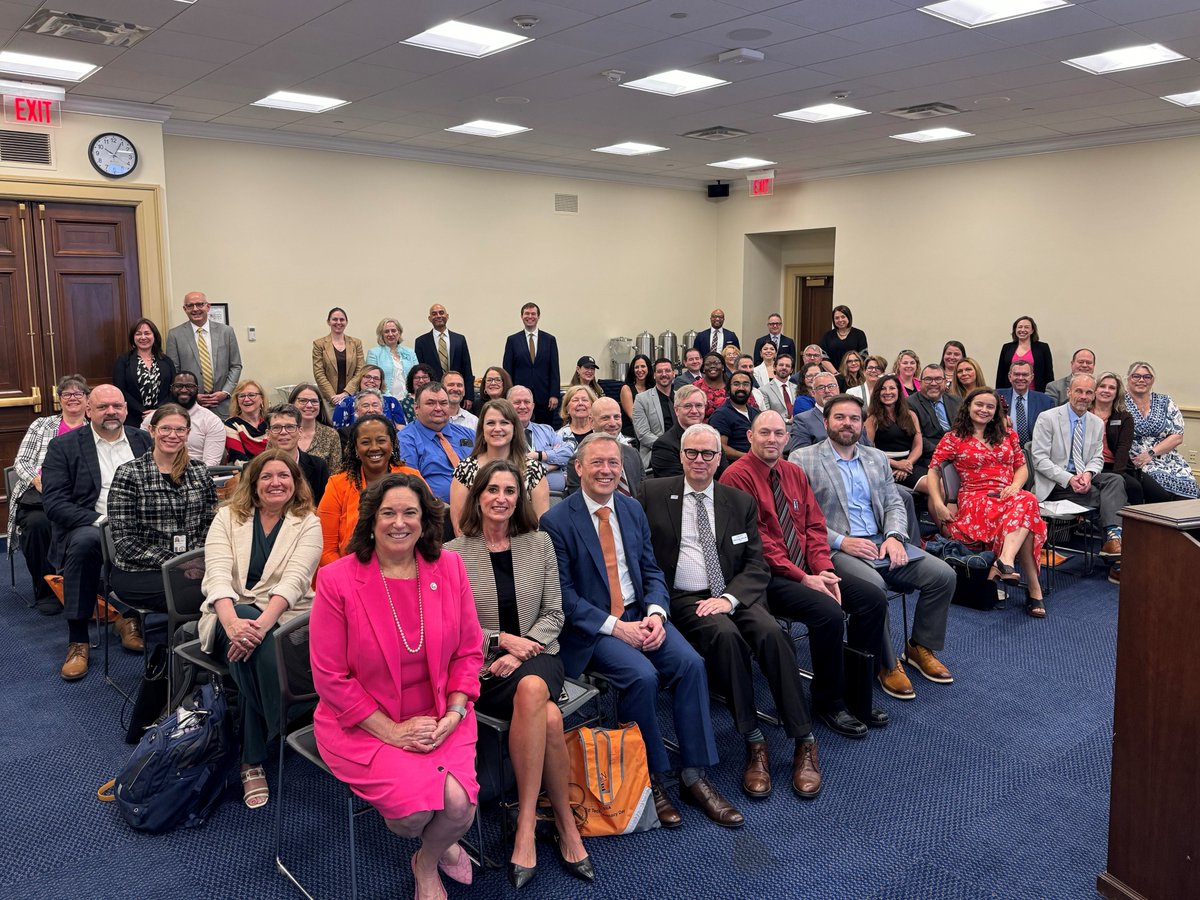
left=750, top=177, right=773, bottom=196
left=4, top=95, right=60, bottom=127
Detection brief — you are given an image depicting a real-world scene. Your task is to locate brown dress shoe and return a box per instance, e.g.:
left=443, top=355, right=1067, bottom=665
left=650, top=778, right=682, bottom=828
left=792, top=741, right=822, bottom=799
left=681, top=776, right=744, bottom=828
left=61, top=642, right=89, bottom=681
left=902, top=642, right=954, bottom=684
left=878, top=660, right=916, bottom=700
left=742, top=742, right=771, bottom=798
left=113, top=615, right=144, bottom=652
left=1100, top=538, right=1122, bottom=558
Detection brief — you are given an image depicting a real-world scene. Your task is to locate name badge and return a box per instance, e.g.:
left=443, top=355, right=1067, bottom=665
left=669, top=494, right=679, bottom=500
left=732, top=533, right=749, bottom=545
left=173, top=534, right=187, bottom=554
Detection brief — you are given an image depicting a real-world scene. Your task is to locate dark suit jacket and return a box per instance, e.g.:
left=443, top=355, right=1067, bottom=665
left=995, top=340, right=1054, bottom=392
left=641, top=477, right=769, bottom=607
left=503, top=331, right=560, bottom=407
left=415, top=330, right=475, bottom=407
left=692, top=328, right=740, bottom=357
left=540, top=490, right=670, bottom=676
left=565, top=439, right=644, bottom=497
left=649, top=422, right=729, bottom=480
left=752, top=334, right=797, bottom=365
left=996, top=389, right=1054, bottom=439
left=41, top=424, right=152, bottom=565
left=112, top=351, right=175, bottom=423
left=909, top=392, right=962, bottom=461
left=298, top=449, right=329, bottom=506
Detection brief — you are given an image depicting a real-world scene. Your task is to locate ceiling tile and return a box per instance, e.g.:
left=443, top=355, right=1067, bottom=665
left=133, top=28, right=258, bottom=65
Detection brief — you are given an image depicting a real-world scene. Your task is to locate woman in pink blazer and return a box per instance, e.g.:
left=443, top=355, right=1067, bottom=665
left=311, top=473, right=484, bottom=899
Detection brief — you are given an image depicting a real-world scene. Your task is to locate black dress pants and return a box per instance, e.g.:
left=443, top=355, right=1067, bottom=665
left=15, top=506, right=55, bottom=601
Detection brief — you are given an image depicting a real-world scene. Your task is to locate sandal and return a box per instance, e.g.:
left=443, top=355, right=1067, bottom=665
left=1025, top=595, right=1046, bottom=618
left=988, top=560, right=1021, bottom=583
left=240, top=766, right=269, bottom=809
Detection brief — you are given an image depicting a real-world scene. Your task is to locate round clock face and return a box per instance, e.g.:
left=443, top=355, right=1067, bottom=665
left=89, top=132, right=138, bottom=178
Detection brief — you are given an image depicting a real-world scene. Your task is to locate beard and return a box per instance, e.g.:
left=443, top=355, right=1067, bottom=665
left=172, top=392, right=198, bottom=409
left=829, top=426, right=859, bottom=447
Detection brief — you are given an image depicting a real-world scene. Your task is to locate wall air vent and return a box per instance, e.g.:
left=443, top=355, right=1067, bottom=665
left=554, top=193, right=578, bottom=214
left=681, top=125, right=751, bottom=141
left=0, top=129, right=53, bottom=166
left=886, top=102, right=963, bottom=120
left=22, top=10, right=152, bottom=48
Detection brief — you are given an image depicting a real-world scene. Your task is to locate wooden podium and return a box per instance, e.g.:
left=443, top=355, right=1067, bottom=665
left=1098, top=500, right=1200, bottom=900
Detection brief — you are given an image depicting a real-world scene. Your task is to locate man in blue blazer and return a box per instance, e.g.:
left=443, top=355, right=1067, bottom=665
left=542, top=433, right=741, bottom=829
left=42, top=384, right=152, bottom=680
left=692, top=308, right=740, bottom=357
left=413, top=303, right=475, bottom=409
left=996, top=359, right=1053, bottom=447
left=502, top=302, right=560, bottom=426
left=751, top=312, right=797, bottom=365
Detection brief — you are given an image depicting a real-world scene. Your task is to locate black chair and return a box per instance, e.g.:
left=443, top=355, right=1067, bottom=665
left=273, top=612, right=368, bottom=900
left=99, top=521, right=161, bottom=702
left=161, top=548, right=229, bottom=703
left=1022, top=441, right=1098, bottom=594
left=4, top=466, right=17, bottom=588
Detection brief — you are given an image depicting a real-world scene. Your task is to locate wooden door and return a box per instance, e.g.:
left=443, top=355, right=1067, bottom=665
left=0, top=200, right=141, bottom=525
left=798, top=275, right=833, bottom=350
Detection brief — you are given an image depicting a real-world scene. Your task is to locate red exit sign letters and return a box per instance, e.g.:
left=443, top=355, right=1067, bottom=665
left=4, top=95, right=61, bottom=127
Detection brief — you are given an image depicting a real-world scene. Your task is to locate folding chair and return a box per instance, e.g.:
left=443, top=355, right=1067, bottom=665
left=99, top=521, right=160, bottom=702
left=1022, top=442, right=1099, bottom=594
left=162, top=549, right=228, bottom=703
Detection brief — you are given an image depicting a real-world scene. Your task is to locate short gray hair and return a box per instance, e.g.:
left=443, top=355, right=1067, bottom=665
left=674, top=384, right=703, bottom=408
left=576, top=432, right=621, bottom=460
left=681, top=423, right=721, bottom=451
left=354, top=388, right=383, bottom=409
left=1067, top=372, right=1096, bottom=390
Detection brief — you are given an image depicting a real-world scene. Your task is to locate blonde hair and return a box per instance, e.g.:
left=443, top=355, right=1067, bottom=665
left=950, top=357, right=989, bottom=398
left=561, top=385, right=596, bottom=425
left=224, top=449, right=314, bottom=524
left=375, top=317, right=403, bottom=346
left=230, top=379, right=267, bottom=422
left=150, top=404, right=192, bottom=483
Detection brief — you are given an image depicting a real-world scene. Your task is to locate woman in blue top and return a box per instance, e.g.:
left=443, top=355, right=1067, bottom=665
left=365, top=317, right=418, bottom=407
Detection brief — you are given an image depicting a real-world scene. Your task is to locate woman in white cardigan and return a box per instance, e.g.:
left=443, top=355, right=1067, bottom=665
left=200, top=449, right=322, bottom=809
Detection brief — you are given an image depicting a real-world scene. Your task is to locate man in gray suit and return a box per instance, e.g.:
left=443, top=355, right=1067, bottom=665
left=633, top=358, right=676, bottom=469
left=758, top=353, right=794, bottom=422
left=908, top=364, right=961, bottom=467
left=1045, top=348, right=1096, bottom=406
left=794, top=394, right=956, bottom=701
left=786, top=372, right=840, bottom=454
left=1031, top=373, right=1125, bottom=557
left=166, top=291, right=242, bottom=418
left=565, top=396, right=645, bottom=497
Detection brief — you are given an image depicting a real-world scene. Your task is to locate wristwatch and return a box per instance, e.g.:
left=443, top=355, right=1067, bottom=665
left=885, top=531, right=907, bottom=545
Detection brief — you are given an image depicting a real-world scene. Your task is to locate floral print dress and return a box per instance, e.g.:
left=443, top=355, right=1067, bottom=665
left=1124, top=393, right=1199, bottom=499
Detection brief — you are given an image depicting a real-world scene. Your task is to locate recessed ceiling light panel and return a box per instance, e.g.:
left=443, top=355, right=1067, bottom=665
left=776, top=103, right=870, bottom=123
left=1162, top=90, right=1200, bottom=107
left=252, top=91, right=349, bottom=113
left=1064, top=44, right=1186, bottom=75
left=708, top=157, right=776, bottom=169
left=621, top=69, right=729, bottom=97
left=891, top=127, right=974, bottom=142
left=445, top=119, right=530, bottom=137
left=0, top=50, right=98, bottom=82
left=592, top=142, right=669, bottom=156
left=403, top=20, right=532, bottom=58
left=919, top=1, right=1072, bottom=29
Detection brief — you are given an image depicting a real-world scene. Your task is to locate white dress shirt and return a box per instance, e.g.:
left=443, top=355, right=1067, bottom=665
left=92, top=425, right=134, bottom=517
left=675, top=482, right=739, bottom=610
left=581, top=491, right=667, bottom=633
left=449, top=407, right=478, bottom=430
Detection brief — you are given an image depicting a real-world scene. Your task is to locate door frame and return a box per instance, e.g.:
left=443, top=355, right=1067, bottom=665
left=0, top=175, right=168, bottom=327
left=782, top=263, right=834, bottom=342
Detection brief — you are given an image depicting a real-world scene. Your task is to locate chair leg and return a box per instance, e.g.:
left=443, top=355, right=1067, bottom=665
left=346, top=791, right=358, bottom=900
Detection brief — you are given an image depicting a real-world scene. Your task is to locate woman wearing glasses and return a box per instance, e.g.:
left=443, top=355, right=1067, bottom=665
left=1124, top=362, right=1199, bottom=502
left=330, top=366, right=406, bottom=429
left=847, top=355, right=887, bottom=405
left=480, top=367, right=514, bottom=404
left=225, top=379, right=270, bottom=463
left=287, top=383, right=343, bottom=474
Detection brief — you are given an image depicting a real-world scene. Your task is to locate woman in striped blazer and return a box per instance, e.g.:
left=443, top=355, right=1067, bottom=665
left=446, top=459, right=594, bottom=889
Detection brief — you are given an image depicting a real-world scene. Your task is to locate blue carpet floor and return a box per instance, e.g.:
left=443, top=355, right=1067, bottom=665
left=0, top=543, right=1115, bottom=899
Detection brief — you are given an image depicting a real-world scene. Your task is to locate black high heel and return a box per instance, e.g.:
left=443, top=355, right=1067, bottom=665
left=507, top=861, right=537, bottom=890
left=988, top=560, right=1020, bottom=583
left=553, top=831, right=595, bottom=883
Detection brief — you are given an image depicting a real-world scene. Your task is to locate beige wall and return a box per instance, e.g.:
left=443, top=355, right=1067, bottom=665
left=0, top=111, right=168, bottom=187
left=162, top=136, right=719, bottom=394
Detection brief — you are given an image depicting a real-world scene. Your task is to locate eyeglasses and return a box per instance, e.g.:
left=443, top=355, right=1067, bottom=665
left=268, top=424, right=298, bottom=434
left=1128, top=373, right=1153, bottom=380
left=923, top=376, right=946, bottom=384
left=814, top=383, right=839, bottom=392
left=295, top=397, right=321, bottom=405
left=183, top=303, right=208, bottom=310
left=682, top=448, right=719, bottom=461
left=237, top=392, right=262, bottom=399
left=155, top=425, right=188, bottom=435
left=60, top=390, right=86, bottom=400
left=485, top=377, right=504, bottom=384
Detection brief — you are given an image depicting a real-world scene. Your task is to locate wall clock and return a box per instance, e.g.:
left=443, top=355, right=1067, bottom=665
left=88, top=132, right=138, bottom=178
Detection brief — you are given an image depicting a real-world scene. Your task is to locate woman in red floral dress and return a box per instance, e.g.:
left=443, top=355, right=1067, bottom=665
left=928, top=388, right=1048, bottom=617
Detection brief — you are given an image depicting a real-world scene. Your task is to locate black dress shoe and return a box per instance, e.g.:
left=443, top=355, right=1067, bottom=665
left=507, top=861, right=537, bottom=890
left=651, top=778, right=682, bottom=828
left=35, top=596, right=62, bottom=616
left=818, top=708, right=868, bottom=739
left=680, top=776, right=744, bottom=828
left=553, top=833, right=595, bottom=883
left=867, top=707, right=889, bottom=728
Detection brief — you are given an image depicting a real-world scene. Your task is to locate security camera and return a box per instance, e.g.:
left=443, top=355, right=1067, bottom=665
left=603, top=69, right=625, bottom=84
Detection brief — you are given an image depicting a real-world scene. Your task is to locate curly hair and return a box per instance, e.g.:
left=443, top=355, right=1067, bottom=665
left=343, top=414, right=401, bottom=491
left=346, top=472, right=444, bottom=564
left=950, top=388, right=1008, bottom=446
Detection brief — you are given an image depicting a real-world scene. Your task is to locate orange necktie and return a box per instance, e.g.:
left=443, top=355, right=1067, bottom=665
left=437, top=431, right=460, bottom=467
left=595, top=507, right=624, bottom=617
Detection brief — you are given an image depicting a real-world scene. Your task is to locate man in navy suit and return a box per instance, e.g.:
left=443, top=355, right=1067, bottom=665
left=414, top=303, right=475, bottom=410
left=692, top=308, right=740, bottom=357
left=542, top=433, right=742, bottom=829
left=751, top=312, right=797, bottom=365
left=502, top=302, right=560, bottom=426
left=42, top=384, right=152, bottom=680
left=997, top=359, right=1053, bottom=447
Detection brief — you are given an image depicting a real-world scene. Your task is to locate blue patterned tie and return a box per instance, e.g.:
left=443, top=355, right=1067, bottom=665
left=1016, top=395, right=1028, bottom=444
left=1070, top=417, right=1084, bottom=474
left=934, top=400, right=949, bottom=431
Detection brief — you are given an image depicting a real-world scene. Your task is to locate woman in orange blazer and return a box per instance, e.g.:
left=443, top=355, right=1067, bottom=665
left=312, top=307, right=365, bottom=408
left=317, top=415, right=423, bottom=566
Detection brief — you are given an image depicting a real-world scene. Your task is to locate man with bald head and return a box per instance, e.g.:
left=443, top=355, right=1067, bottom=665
left=166, top=291, right=242, bottom=417
left=41, top=384, right=152, bottom=679
left=693, top=308, right=740, bottom=357
left=1045, top=349, right=1097, bottom=406
left=565, top=396, right=645, bottom=497
left=509, top=385, right=572, bottom=492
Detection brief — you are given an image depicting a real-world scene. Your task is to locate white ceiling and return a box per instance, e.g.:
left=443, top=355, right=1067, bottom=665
left=9, top=0, right=1200, bottom=187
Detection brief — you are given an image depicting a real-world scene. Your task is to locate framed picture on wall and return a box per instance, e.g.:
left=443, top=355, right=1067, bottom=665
left=208, top=303, right=229, bottom=326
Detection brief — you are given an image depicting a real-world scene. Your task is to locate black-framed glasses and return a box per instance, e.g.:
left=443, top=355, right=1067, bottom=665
left=268, top=424, right=298, bottom=434
left=60, top=390, right=87, bottom=400
left=682, top=448, right=719, bottom=461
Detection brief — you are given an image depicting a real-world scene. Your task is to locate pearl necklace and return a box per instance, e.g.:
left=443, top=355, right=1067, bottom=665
left=379, top=559, right=424, bottom=654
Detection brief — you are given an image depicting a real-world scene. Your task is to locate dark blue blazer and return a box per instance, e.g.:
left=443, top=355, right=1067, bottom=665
left=502, top=331, right=560, bottom=407
left=692, top=328, right=740, bottom=357
left=541, top=490, right=670, bottom=677
left=996, top=389, right=1054, bottom=439
left=41, top=424, right=152, bottom=564
left=414, top=330, right=475, bottom=407
left=752, top=334, right=797, bottom=365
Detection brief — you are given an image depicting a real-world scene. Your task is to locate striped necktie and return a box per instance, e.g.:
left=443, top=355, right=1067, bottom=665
left=1070, top=417, right=1085, bottom=473
left=196, top=328, right=214, bottom=392
left=770, top=468, right=805, bottom=571
left=437, top=332, right=449, bottom=373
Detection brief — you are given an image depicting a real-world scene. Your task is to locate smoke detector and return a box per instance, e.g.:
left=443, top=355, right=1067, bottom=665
left=512, top=15, right=540, bottom=29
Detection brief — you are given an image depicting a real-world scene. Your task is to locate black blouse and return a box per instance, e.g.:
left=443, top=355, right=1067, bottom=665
left=488, top=549, right=521, bottom=635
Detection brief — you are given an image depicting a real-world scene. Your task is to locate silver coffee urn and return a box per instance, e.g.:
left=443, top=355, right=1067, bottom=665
left=658, top=330, right=678, bottom=365
left=635, top=330, right=656, bottom=360
left=608, top=337, right=634, bottom=381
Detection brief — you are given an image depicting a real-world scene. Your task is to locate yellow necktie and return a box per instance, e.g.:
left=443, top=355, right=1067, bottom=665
left=528, top=332, right=536, bottom=363
left=196, top=328, right=214, bottom=392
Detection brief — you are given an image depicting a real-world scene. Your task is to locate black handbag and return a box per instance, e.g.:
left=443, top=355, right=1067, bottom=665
left=123, top=643, right=169, bottom=744
left=948, top=557, right=1002, bottom=611
left=842, top=643, right=875, bottom=725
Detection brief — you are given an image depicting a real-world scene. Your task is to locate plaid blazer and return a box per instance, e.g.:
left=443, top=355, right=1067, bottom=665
left=107, top=455, right=217, bottom=571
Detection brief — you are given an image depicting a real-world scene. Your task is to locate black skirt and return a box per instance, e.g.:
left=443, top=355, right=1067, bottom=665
left=475, top=653, right=565, bottom=719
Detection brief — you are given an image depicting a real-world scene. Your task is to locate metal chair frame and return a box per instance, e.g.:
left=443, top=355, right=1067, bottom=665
left=99, top=521, right=160, bottom=703
left=4, top=466, right=18, bottom=588
left=161, top=548, right=230, bottom=703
